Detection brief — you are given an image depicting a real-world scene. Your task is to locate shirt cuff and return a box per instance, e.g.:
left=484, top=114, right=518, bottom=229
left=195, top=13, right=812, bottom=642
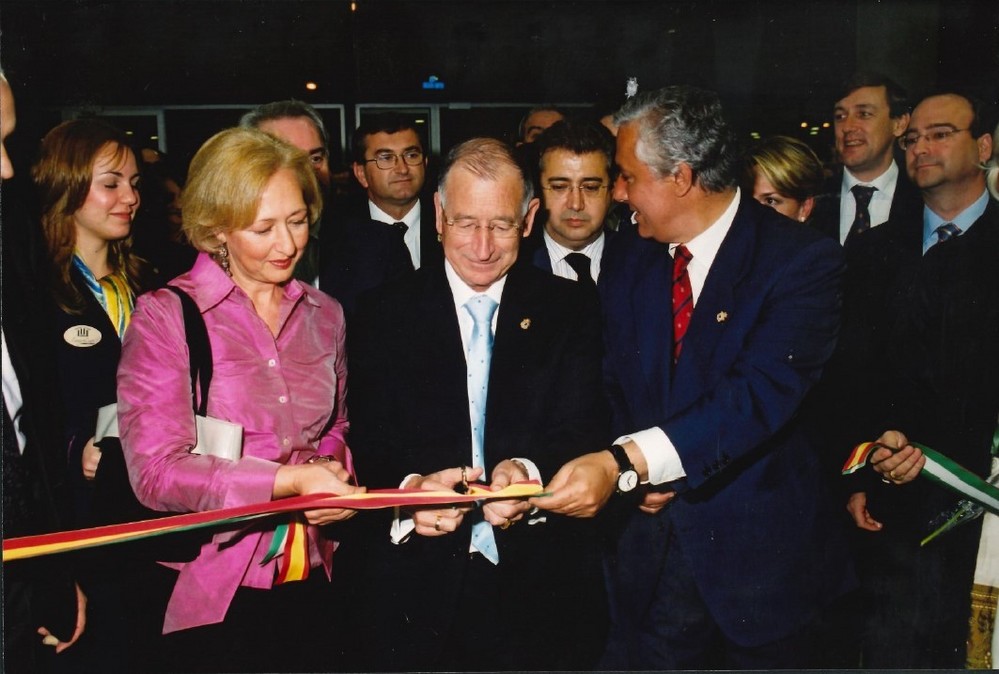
left=389, top=473, right=422, bottom=544
left=615, top=427, right=686, bottom=485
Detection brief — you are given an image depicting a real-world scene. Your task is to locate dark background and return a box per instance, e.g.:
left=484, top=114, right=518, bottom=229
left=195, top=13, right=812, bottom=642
left=2, top=0, right=998, bottom=176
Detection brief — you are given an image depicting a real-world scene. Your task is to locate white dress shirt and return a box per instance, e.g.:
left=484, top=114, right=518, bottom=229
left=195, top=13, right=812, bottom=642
left=616, top=189, right=741, bottom=485
left=391, top=261, right=541, bottom=542
left=1, top=328, right=27, bottom=454
left=369, top=200, right=422, bottom=269
left=838, top=161, right=900, bottom=244
left=543, top=231, right=606, bottom=282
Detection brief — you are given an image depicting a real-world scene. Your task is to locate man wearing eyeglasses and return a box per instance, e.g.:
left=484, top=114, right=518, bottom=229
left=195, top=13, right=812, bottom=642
left=337, top=137, right=609, bottom=671
left=241, top=100, right=332, bottom=286
left=319, top=112, right=442, bottom=315
left=811, top=72, right=923, bottom=248
left=529, top=119, right=618, bottom=286
left=836, top=89, right=998, bottom=668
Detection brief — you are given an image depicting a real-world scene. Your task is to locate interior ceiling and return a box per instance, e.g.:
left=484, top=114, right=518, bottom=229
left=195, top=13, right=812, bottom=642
left=2, top=1, right=997, bottom=128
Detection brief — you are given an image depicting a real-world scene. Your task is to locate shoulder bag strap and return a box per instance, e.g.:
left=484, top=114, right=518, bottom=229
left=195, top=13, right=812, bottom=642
left=164, top=286, right=212, bottom=416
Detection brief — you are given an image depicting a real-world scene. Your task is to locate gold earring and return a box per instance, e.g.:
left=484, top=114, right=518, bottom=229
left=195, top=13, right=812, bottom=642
left=217, top=242, right=231, bottom=277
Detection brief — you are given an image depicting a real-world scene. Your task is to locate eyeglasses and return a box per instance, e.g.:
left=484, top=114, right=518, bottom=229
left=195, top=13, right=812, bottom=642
left=542, top=182, right=609, bottom=198
left=898, top=126, right=970, bottom=151
left=443, top=213, right=523, bottom=239
left=364, top=149, right=425, bottom=170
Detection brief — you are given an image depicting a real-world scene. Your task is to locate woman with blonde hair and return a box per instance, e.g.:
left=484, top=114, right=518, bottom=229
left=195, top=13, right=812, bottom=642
left=117, top=126, right=362, bottom=672
left=746, top=135, right=826, bottom=222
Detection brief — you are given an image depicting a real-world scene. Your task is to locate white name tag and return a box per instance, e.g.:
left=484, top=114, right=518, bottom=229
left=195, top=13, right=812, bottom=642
left=64, top=325, right=102, bottom=347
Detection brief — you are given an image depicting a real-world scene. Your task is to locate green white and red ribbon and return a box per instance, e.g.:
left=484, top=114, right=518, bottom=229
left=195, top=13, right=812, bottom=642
left=842, top=441, right=999, bottom=516
left=2, top=483, right=543, bottom=563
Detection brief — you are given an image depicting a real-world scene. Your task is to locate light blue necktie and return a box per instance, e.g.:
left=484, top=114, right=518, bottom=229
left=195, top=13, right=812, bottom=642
left=464, top=294, right=499, bottom=565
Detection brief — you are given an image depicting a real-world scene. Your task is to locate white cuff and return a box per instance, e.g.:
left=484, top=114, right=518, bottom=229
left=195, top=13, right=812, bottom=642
left=615, top=427, right=686, bottom=485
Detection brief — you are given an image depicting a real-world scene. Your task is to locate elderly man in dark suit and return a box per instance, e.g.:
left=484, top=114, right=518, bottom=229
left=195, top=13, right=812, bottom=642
left=318, top=112, right=442, bottom=316
left=533, top=85, right=854, bottom=669
left=338, top=137, right=608, bottom=672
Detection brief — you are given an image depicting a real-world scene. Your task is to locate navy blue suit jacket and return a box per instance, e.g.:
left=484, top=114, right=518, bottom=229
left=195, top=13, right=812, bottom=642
left=600, top=197, right=853, bottom=649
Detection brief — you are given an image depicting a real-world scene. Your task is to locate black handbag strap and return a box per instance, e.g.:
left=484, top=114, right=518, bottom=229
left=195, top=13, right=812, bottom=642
left=164, top=286, right=212, bottom=416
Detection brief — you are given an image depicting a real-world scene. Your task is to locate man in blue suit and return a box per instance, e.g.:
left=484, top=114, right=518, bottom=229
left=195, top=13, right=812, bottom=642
left=533, top=85, right=854, bottom=669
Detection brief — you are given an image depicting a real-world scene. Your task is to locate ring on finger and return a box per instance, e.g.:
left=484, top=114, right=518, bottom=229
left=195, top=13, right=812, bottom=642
left=889, top=470, right=897, bottom=480
left=499, top=519, right=511, bottom=530
left=434, top=514, right=442, bottom=532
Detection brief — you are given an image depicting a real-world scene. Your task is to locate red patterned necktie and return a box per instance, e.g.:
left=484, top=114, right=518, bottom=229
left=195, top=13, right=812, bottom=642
left=672, top=245, right=693, bottom=363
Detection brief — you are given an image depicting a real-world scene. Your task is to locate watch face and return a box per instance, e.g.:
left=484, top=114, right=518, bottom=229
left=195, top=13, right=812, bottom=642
left=618, top=469, right=639, bottom=492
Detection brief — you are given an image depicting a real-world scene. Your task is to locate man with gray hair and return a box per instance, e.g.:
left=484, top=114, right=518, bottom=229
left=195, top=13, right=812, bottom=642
left=533, top=86, right=853, bottom=668
left=240, top=99, right=330, bottom=284
left=339, top=137, right=609, bottom=671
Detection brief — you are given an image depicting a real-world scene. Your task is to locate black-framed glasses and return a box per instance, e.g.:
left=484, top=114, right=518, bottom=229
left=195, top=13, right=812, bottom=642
left=898, top=126, right=970, bottom=151
left=443, top=212, right=522, bottom=239
left=364, top=149, right=425, bottom=170
left=541, top=181, right=609, bottom=198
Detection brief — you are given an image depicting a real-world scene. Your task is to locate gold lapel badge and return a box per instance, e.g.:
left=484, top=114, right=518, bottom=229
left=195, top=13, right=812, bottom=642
left=520, top=318, right=531, bottom=330
left=716, top=311, right=728, bottom=323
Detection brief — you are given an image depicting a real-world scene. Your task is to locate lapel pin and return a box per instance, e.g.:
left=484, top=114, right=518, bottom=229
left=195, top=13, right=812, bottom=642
left=716, top=311, right=728, bottom=323
left=520, top=318, right=531, bottom=330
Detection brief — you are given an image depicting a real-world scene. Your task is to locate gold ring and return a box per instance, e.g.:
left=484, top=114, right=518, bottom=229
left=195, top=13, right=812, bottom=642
left=499, top=519, right=511, bottom=530
left=434, top=515, right=442, bottom=532
left=889, top=471, right=897, bottom=480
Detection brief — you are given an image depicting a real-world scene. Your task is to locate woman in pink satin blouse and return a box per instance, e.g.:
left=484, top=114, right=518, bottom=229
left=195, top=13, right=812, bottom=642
left=117, top=127, right=361, bottom=672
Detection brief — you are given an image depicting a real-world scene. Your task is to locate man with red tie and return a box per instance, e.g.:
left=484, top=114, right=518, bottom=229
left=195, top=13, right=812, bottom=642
left=534, top=85, right=853, bottom=669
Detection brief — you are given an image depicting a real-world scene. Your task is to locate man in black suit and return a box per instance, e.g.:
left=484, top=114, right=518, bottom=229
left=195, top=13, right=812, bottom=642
left=528, top=118, right=617, bottom=285
left=1, top=71, right=86, bottom=673
left=318, top=112, right=441, bottom=315
left=841, top=90, right=998, bottom=668
left=811, top=72, right=923, bottom=248
left=532, top=85, right=853, bottom=669
left=340, top=137, right=608, bottom=671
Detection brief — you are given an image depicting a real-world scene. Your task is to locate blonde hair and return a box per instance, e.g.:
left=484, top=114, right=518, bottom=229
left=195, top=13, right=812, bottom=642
left=182, top=127, right=321, bottom=253
left=747, top=135, right=825, bottom=202
left=31, top=118, right=144, bottom=313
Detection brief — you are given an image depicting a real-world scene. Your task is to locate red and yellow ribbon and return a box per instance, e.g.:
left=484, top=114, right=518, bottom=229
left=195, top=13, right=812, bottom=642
left=2, top=482, right=544, bottom=562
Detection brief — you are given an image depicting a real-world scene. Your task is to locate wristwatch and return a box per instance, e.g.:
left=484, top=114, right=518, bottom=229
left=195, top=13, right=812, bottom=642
left=606, top=444, right=639, bottom=493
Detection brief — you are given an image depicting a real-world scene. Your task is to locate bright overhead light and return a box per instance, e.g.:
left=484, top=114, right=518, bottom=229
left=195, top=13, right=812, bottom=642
left=305, top=82, right=318, bottom=91
left=800, top=122, right=808, bottom=129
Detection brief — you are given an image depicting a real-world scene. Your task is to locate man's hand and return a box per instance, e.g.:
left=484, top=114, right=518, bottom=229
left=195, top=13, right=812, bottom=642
left=846, top=491, right=883, bottom=531
left=37, top=583, right=86, bottom=653
left=530, top=451, right=618, bottom=518
left=81, top=437, right=101, bottom=480
left=871, top=430, right=924, bottom=485
left=405, top=466, right=482, bottom=537
left=638, top=489, right=676, bottom=515
left=482, top=459, right=531, bottom=528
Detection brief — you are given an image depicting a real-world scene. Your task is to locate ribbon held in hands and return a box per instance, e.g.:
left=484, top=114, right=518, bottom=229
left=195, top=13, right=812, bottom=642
left=2, top=482, right=545, bottom=562
left=842, top=441, right=999, bottom=516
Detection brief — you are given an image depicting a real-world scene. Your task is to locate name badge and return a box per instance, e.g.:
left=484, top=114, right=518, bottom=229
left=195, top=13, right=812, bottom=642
left=64, top=325, right=102, bottom=348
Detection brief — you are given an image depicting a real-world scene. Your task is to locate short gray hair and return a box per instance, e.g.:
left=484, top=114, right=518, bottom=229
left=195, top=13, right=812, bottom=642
left=239, top=99, right=328, bottom=148
left=614, top=85, right=741, bottom=193
left=437, top=137, right=534, bottom=218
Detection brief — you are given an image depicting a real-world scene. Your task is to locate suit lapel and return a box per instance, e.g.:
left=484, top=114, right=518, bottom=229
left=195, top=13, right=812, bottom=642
left=671, top=203, right=757, bottom=412
left=630, top=247, right=674, bottom=414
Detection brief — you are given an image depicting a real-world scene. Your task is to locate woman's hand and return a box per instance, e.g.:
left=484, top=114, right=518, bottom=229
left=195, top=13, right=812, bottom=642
left=405, top=466, right=482, bottom=537
left=274, top=459, right=365, bottom=526
left=81, top=437, right=102, bottom=480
